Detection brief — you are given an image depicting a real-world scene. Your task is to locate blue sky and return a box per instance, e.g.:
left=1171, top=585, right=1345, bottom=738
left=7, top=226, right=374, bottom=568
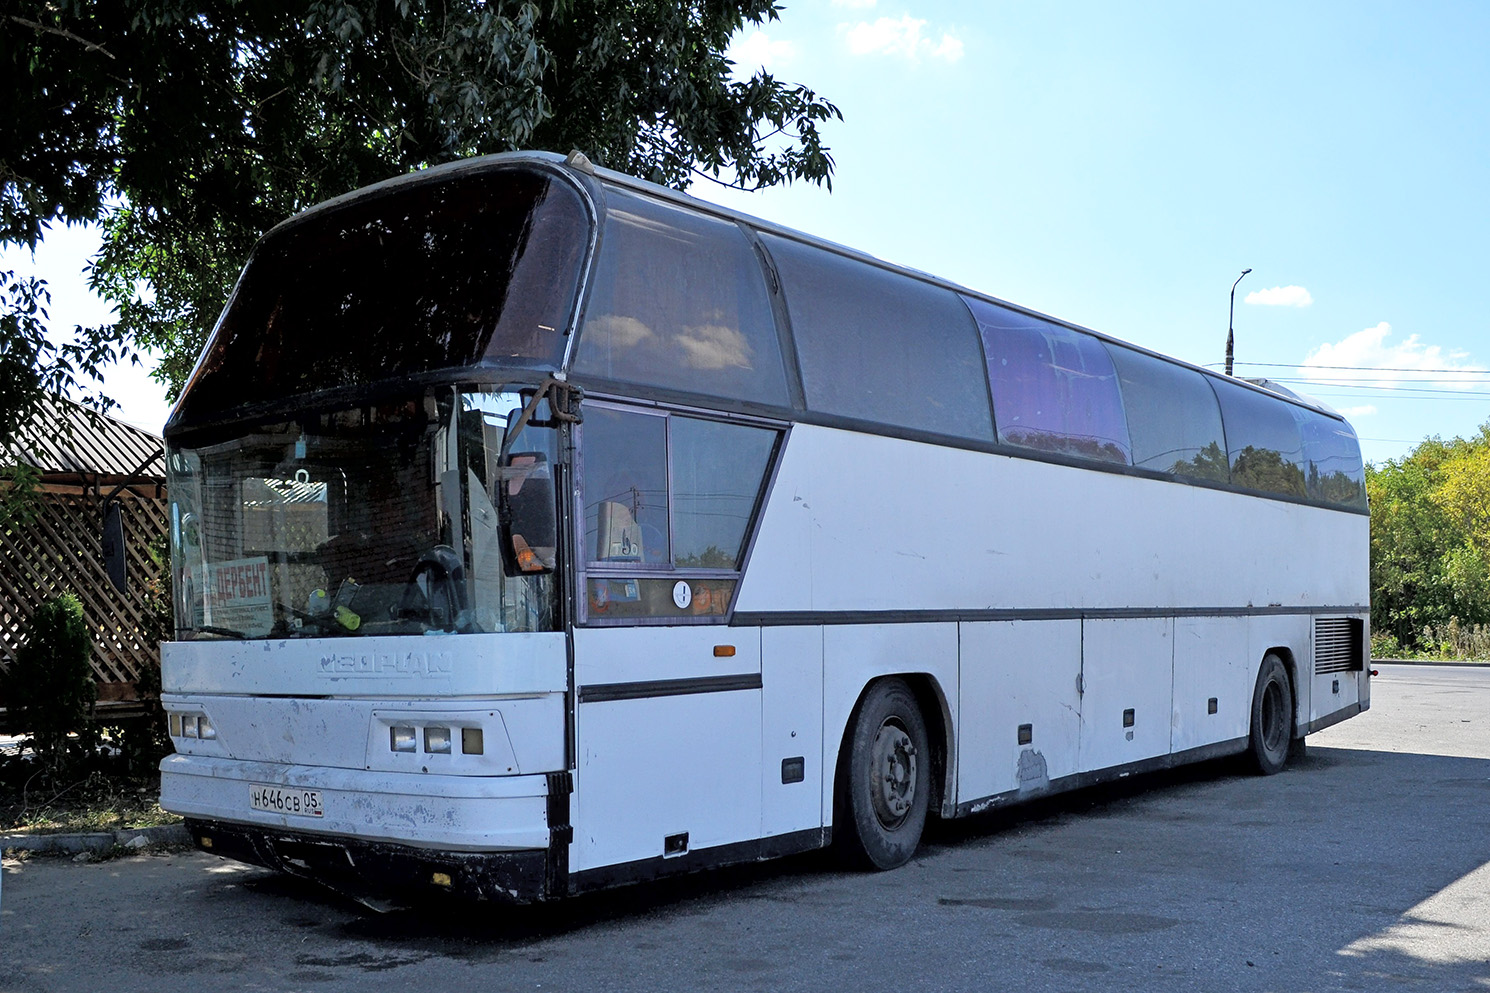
left=701, top=0, right=1490, bottom=464
left=6, top=1, right=1489, bottom=464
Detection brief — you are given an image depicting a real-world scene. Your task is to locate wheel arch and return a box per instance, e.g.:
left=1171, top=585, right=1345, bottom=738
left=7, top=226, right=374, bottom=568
left=832, top=672, right=955, bottom=823
left=1261, top=645, right=1303, bottom=738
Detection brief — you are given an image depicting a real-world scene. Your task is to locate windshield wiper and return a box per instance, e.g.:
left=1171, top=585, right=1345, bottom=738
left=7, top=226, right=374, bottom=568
left=195, top=624, right=249, bottom=639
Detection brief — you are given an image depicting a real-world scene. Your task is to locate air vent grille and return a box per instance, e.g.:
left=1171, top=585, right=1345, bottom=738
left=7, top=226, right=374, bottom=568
left=1315, top=617, right=1365, bottom=674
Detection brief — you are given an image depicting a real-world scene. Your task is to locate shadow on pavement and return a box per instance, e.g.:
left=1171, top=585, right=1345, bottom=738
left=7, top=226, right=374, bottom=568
left=209, top=744, right=1490, bottom=992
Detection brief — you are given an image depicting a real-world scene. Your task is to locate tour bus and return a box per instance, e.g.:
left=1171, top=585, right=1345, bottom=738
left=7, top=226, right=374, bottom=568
left=159, top=150, right=1370, bottom=903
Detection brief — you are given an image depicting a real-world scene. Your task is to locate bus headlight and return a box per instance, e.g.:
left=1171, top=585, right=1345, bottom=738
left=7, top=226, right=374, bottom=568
left=390, top=726, right=417, bottom=752
left=424, top=727, right=452, bottom=754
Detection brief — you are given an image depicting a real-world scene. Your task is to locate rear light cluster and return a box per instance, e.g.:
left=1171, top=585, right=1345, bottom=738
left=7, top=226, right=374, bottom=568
left=168, top=711, right=216, bottom=740
left=389, top=724, right=483, bottom=755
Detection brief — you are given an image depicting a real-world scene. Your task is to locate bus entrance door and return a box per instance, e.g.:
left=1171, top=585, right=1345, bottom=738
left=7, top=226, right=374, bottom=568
left=569, top=626, right=764, bottom=876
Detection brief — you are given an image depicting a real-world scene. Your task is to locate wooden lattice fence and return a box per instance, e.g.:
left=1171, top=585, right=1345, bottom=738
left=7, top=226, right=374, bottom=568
left=0, top=491, right=168, bottom=697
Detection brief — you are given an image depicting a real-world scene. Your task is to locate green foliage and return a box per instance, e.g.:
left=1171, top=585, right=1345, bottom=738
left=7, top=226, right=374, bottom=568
left=1369, top=630, right=1404, bottom=660
left=1231, top=445, right=1306, bottom=498
left=0, top=267, right=127, bottom=526
left=2, top=593, right=98, bottom=774
left=1368, top=425, right=1490, bottom=650
left=1419, top=618, right=1490, bottom=661
left=676, top=544, right=734, bottom=569
left=2, top=1, right=842, bottom=406
left=1173, top=441, right=1230, bottom=483
left=0, top=463, right=43, bottom=528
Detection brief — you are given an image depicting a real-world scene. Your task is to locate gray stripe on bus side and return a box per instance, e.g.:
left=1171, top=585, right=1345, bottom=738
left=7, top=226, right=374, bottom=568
left=576, top=673, right=764, bottom=704
left=730, top=605, right=1369, bottom=627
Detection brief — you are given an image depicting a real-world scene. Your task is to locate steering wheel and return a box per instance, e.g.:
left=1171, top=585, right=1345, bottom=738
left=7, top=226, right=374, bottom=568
left=398, top=545, right=469, bottom=631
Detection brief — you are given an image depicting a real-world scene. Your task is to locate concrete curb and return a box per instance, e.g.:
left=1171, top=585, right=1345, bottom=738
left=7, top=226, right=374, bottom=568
left=1, top=822, right=189, bottom=855
left=1375, top=658, right=1490, bottom=669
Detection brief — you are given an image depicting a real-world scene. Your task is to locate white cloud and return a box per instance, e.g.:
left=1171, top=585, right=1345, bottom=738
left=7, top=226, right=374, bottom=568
left=841, top=16, right=964, bottom=63
left=1301, top=322, right=1486, bottom=391
left=677, top=323, right=753, bottom=370
left=1244, top=285, right=1314, bottom=307
left=727, top=29, right=798, bottom=73
left=831, top=0, right=877, bottom=7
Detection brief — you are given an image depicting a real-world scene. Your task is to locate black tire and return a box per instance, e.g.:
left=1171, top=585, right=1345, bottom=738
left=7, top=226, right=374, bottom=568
left=835, top=678, right=931, bottom=869
left=1247, top=654, right=1294, bottom=775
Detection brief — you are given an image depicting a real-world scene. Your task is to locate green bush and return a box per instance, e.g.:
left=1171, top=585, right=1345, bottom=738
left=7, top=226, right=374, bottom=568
left=3, top=593, right=97, bottom=773
left=1370, top=631, right=1405, bottom=660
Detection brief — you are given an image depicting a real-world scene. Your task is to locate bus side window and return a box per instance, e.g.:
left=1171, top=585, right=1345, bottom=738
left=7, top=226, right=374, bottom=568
left=582, top=406, right=671, bottom=565
left=1105, top=343, right=1229, bottom=482
left=581, top=402, right=779, bottom=621
left=671, top=416, right=777, bottom=570
left=574, top=188, right=789, bottom=407
left=762, top=233, right=994, bottom=442
left=1297, top=408, right=1367, bottom=510
left=965, top=297, right=1132, bottom=465
left=1211, top=378, right=1308, bottom=498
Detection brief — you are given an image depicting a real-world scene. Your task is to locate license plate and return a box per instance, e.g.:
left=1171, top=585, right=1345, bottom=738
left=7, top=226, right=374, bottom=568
left=249, top=784, right=324, bottom=818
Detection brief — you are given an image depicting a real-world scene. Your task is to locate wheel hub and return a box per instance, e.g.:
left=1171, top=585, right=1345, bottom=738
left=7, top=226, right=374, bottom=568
left=870, top=721, right=918, bottom=828
left=1261, top=681, right=1286, bottom=752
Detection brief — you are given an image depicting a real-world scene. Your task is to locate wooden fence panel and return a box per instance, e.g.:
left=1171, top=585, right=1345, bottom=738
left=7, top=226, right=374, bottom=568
left=0, top=493, right=168, bottom=688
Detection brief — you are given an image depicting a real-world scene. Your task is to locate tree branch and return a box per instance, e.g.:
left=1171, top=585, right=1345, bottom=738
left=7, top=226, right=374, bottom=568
left=8, top=15, right=116, bottom=59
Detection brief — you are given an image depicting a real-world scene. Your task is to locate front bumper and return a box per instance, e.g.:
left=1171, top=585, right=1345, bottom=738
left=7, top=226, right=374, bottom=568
left=160, top=753, right=552, bottom=850
left=186, top=818, right=555, bottom=903
left=164, top=754, right=574, bottom=903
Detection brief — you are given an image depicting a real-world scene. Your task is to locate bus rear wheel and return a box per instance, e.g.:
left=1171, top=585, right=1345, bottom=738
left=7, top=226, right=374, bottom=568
left=836, top=678, right=930, bottom=869
left=1247, top=654, right=1294, bottom=775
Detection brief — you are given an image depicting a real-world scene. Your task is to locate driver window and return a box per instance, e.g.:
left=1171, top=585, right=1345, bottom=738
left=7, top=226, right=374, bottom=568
left=581, top=403, right=781, bottom=623
left=582, top=406, right=671, bottom=566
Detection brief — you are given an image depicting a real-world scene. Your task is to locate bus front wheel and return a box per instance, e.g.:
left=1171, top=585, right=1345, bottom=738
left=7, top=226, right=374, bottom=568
left=1247, top=654, right=1294, bottom=775
left=836, top=678, right=930, bottom=870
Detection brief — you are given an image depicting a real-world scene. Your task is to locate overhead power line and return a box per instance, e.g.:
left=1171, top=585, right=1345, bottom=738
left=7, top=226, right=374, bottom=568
left=1231, top=360, right=1490, bottom=375
left=1267, top=379, right=1490, bottom=398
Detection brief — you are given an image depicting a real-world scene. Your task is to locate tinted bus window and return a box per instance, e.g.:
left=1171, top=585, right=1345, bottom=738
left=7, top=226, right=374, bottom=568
left=762, top=234, right=994, bottom=441
left=582, top=404, right=778, bottom=622
left=172, top=168, right=589, bottom=429
left=672, top=417, right=777, bottom=569
left=966, top=298, right=1131, bottom=465
left=1298, top=409, right=1367, bottom=510
left=1211, top=378, right=1307, bottom=498
left=575, top=190, right=789, bottom=406
left=1106, top=345, right=1229, bottom=482
left=583, top=406, right=670, bottom=566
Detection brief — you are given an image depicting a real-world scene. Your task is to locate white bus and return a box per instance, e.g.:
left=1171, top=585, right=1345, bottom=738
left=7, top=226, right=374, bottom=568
left=159, top=151, right=1370, bottom=902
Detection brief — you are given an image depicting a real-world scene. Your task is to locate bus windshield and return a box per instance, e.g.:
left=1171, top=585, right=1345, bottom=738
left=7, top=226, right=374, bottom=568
left=169, top=167, right=590, bottom=429
left=167, top=386, right=559, bottom=640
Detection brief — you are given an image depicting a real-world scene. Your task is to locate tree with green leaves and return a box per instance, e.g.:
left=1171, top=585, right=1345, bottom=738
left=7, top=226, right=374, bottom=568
left=1, top=592, right=97, bottom=774
left=2, top=0, right=840, bottom=441
left=1367, top=427, right=1490, bottom=650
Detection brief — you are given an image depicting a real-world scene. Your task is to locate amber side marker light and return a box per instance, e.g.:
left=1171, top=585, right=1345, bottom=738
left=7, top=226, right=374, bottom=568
left=512, top=534, right=543, bottom=573
left=713, top=645, right=736, bottom=658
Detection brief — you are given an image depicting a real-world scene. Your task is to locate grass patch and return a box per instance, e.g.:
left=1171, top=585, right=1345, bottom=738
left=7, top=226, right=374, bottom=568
left=0, top=763, right=179, bottom=836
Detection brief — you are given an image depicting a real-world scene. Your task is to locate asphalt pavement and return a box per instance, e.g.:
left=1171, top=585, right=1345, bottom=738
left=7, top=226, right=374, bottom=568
left=2, top=663, right=1488, bottom=993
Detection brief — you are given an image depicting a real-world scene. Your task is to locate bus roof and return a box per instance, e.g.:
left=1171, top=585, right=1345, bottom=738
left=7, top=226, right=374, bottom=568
left=252, top=149, right=1340, bottom=422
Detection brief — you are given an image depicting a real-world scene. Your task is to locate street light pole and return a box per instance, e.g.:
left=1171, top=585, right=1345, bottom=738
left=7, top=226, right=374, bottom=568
left=1225, top=268, right=1252, bottom=377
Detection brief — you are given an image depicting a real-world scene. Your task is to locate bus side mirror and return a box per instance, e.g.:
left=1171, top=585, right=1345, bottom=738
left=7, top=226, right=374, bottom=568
left=102, top=500, right=127, bottom=594
left=499, top=452, right=557, bottom=575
